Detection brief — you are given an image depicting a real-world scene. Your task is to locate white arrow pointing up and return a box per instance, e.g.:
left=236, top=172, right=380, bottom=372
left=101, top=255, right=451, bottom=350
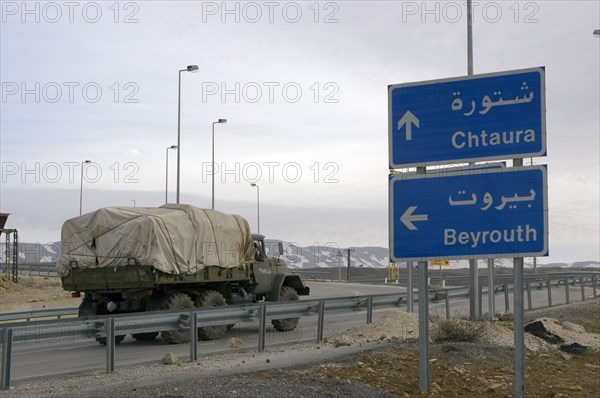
left=397, top=110, right=419, bottom=141
left=400, top=206, right=428, bottom=230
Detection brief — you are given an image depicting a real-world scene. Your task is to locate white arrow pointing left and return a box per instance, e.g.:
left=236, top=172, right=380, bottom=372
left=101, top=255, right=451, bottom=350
left=400, top=206, right=428, bottom=230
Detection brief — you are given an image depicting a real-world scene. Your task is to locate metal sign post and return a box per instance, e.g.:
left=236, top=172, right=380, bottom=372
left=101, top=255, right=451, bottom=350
left=467, top=0, right=480, bottom=323
left=416, top=166, right=430, bottom=394
left=513, top=158, right=526, bottom=398
left=407, top=262, right=413, bottom=312
left=488, top=258, right=496, bottom=320
left=514, top=256, right=525, bottom=397
left=418, top=262, right=430, bottom=393
left=470, top=259, right=479, bottom=319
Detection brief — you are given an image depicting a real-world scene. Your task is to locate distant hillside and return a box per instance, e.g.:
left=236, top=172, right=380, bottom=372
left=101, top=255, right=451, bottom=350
left=265, top=240, right=389, bottom=269
left=538, top=261, right=600, bottom=269
left=1, top=241, right=598, bottom=270
left=0, top=242, right=61, bottom=263
left=265, top=240, right=599, bottom=270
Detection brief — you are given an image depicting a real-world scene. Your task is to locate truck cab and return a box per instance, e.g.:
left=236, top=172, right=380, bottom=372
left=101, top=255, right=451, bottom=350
left=250, top=234, right=310, bottom=301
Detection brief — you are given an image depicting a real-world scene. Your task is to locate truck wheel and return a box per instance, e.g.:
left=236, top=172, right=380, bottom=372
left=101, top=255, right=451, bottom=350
left=132, top=332, right=159, bottom=341
left=272, top=286, right=300, bottom=332
left=196, top=290, right=228, bottom=341
left=161, top=292, right=194, bottom=344
left=96, top=335, right=126, bottom=345
left=78, top=296, right=95, bottom=317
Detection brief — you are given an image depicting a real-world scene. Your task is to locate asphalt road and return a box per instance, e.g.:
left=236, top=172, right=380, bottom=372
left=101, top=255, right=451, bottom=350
left=3, top=280, right=595, bottom=380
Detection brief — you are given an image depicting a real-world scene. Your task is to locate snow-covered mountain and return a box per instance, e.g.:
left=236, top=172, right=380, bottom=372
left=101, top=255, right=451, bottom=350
left=1, top=241, right=598, bottom=270
left=266, top=241, right=599, bottom=270
left=536, top=261, right=600, bottom=269
left=0, top=242, right=61, bottom=263
left=265, top=240, right=389, bottom=269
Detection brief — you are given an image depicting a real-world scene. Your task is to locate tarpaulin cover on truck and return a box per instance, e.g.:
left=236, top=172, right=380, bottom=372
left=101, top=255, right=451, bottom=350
left=58, top=204, right=255, bottom=277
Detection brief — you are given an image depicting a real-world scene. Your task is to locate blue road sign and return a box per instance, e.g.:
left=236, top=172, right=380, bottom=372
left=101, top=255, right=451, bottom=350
left=389, top=166, right=548, bottom=262
left=389, top=67, right=546, bottom=168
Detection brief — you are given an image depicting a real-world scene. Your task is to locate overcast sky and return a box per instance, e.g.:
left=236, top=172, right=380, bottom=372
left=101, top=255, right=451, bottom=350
left=1, top=1, right=599, bottom=264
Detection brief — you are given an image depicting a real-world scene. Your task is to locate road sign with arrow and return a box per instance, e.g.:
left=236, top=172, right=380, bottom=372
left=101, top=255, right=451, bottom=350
left=389, top=166, right=548, bottom=262
left=388, top=67, right=546, bottom=168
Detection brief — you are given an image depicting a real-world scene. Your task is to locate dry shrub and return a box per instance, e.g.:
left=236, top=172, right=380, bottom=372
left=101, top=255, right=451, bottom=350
left=583, top=304, right=600, bottom=334
left=432, top=318, right=488, bottom=343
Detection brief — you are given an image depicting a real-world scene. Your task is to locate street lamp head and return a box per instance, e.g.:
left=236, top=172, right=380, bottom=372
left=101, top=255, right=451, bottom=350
left=187, top=65, right=199, bottom=72
left=80, top=160, right=92, bottom=215
left=251, top=183, right=257, bottom=187
left=217, top=118, right=227, bottom=124
left=169, top=145, right=178, bottom=149
left=594, top=30, right=600, bottom=37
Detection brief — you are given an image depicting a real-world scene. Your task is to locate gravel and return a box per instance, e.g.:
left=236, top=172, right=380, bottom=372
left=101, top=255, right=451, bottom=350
left=4, top=299, right=598, bottom=398
left=4, top=341, right=398, bottom=398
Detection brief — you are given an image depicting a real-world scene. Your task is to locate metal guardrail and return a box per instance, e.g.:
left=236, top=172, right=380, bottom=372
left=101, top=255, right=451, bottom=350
left=0, top=293, right=414, bottom=388
left=13, top=263, right=600, bottom=282
left=11, top=263, right=59, bottom=277
left=1, top=274, right=598, bottom=389
left=1, top=275, right=597, bottom=326
left=359, top=271, right=600, bottom=286
left=1, top=276, right=597, bottom=326
left=0, top=307, right=79, bottom=323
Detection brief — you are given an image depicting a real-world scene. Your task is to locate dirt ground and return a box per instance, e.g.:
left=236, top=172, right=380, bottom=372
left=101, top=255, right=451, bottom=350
left=1, top=276, right=599, bottom=397
left=294, top=337, right=600, bottom=397
left=262, top=341, right=600, bottom=397
left=305, top=302, right=600, bottom=397
left=0, top=275, right=82, bottom=312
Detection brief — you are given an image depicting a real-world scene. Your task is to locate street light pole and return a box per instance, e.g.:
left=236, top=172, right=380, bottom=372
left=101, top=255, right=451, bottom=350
left=176, top=65, right=199, bottom=204
left=165, top=145, right=177, bottom=203
left=79, top=160, right=91, bottom=215
left=251, top=183, right=260, bottom=233
left=211, top=118, right=227, bottom=210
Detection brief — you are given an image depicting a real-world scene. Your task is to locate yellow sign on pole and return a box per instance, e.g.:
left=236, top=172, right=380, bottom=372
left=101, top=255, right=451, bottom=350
left=387, top=263, right=399, bottom=280
left=430, top=260, right=450, bottom=266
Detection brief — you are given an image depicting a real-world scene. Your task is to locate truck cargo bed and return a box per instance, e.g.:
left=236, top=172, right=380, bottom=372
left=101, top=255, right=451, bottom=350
left=62, top=264, right=253, bottom=292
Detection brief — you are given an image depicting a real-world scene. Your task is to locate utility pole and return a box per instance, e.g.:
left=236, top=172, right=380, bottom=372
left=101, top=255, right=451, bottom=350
left=466, top=0, right=480, bottom=321
left=346, top=248, right=355, bottom=281
left=335, top=250, right=343, bottom=281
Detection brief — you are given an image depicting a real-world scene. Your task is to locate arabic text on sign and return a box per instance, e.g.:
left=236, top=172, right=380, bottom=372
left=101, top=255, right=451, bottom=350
left=451, top=82, right=534, bottom=117
left=448, top=189, right=536, bottom=211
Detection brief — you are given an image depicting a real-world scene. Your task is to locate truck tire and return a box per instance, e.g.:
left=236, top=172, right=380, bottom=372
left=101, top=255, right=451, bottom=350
left=271, top=286, right=300, bottom=332
left=161, top=292, right=195, bottom=344
left=196, top=290, right=228, bottom=341
left=96, top=335, right=126, bottom=345
left=132, top=332, right=159, bottom=341
left=78, top=296, right=94, bottom=317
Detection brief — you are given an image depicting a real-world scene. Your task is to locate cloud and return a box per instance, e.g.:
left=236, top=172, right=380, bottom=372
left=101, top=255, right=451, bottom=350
left=1, top=1, right=598, bottom=265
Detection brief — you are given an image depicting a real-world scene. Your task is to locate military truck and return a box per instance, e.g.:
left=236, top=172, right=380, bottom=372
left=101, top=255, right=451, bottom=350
left=59, top=204, right=309, bottom=344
